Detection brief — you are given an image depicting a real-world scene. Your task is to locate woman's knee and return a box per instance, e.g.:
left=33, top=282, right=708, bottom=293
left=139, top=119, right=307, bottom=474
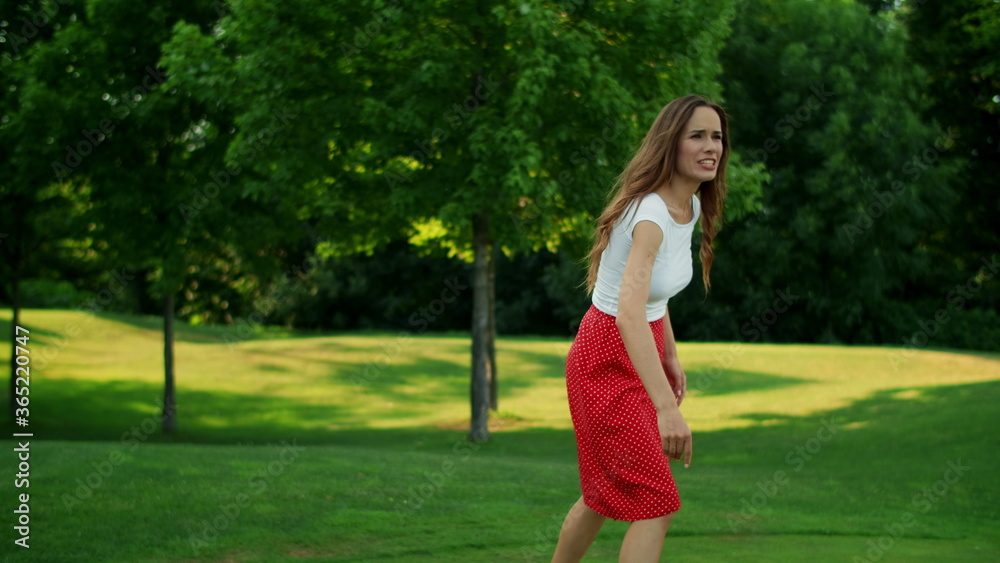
left=662, top=511, right=676, bottom=527
left=644, top=511, right=675, bottom=534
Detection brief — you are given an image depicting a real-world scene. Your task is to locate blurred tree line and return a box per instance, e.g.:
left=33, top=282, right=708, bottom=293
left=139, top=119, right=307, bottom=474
left=1, top=0, right=997, bottom=422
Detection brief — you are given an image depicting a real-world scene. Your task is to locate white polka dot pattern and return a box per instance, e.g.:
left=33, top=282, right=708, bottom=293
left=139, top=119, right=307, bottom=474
left=565, top=305, right=681, bottom=522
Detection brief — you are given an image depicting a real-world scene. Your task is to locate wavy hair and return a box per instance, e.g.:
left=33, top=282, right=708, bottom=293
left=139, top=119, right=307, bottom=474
left=585, top=95, right=730, bottom=295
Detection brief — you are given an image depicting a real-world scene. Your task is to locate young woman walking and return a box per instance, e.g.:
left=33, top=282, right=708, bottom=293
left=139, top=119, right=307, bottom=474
left=552, top=95, right=729, bottom=562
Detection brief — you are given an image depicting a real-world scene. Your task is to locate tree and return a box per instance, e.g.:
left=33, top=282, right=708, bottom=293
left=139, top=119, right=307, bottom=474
left=715, top=0, right=963, bottom=345
left=901, top=0, right=999, bottom=317
left=163, top=0, right=764, bottom=441
left=0, top=0, right=102, bottom=417
left=4, top=0, right=299, bottom=430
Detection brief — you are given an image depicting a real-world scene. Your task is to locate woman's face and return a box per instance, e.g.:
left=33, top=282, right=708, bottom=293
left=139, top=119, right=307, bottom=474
left=674, top=106, right=723, bottom=185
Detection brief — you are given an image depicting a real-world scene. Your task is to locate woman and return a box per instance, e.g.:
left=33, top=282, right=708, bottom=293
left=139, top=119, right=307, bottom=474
left=551, top=95, right=729, bottom=562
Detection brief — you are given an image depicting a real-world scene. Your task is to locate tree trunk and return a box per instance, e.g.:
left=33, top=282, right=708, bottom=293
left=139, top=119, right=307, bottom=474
left=469, top=212, right=491, bottom=443
left=8, top=276, right=20, bottom=419
left=134, top=268, right=156, bottom=315
left=162, top=291, right=177, bottom=433
left=487, top=242, right=498, bottom=411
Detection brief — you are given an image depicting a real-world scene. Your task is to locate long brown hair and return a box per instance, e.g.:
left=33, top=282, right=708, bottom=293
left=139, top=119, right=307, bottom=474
left=585, top=95, right=730, bottom=295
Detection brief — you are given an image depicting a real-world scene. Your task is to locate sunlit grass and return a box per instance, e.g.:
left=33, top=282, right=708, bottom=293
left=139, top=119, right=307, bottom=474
left=6, top=309, right=997, bottom=437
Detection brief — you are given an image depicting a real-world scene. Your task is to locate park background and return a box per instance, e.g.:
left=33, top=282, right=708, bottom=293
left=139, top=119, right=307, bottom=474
left=1, top=0, right=998, bottom=561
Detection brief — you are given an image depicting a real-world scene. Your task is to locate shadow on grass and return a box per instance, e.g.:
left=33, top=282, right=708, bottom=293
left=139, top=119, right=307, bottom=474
left=0, top=310, right=246, bottom=346
left=6, top=369, right=998, bottom=464
left=451, top=351, right=810, bottom=399
left=323, top=353, right=470, bottom=405
left=87, top=311, right=282, bottom=344
left=6, top=376, right=457, bottom=446
left=0, top=316, right=65, bottom=341
left=94, top=310, right=480, bottom=347
left=696, top=380, right=999, bottom=479
left=688, top=368, right=809, bottom=396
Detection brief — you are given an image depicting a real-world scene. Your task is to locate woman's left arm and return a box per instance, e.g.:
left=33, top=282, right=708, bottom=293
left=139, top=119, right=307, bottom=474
left=662, top=305, right=687, bottom=405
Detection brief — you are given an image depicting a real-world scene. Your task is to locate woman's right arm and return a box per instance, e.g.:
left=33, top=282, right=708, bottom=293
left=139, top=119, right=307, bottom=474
left=616, top=220, right=693, bottom=467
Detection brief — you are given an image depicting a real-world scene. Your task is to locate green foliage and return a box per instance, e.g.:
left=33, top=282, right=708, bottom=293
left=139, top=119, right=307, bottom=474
left=259, top=242, right=589, bottom=336
left=720, top=152, right=767, bottom=223
left=901, top=0, right=999, bottom=313
left=1, top=0, right=310, bottom=323
left=4, top=0, right=993, bottom=352
left=0, top=1, right=100, bottom=306
left=18, top=278, right=98, bottom=308
left=161, top=0, right=757, bottom=257
left=707, top=0, right=974, bottom=346
left=269, top=242, right=474, bottom=331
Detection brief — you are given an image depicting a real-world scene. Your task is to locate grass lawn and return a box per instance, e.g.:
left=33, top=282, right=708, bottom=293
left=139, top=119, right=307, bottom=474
left=0, top=309, right=998, bottom=562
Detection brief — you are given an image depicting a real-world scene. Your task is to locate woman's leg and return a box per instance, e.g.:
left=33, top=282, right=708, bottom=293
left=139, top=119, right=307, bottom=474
left=551, top=496, right=607, bottom=562
left=618, top=512, right=675, bottom=563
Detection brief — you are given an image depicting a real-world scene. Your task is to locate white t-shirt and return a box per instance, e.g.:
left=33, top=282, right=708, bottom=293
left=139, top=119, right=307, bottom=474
left=591, top=192, right=701, bottom=322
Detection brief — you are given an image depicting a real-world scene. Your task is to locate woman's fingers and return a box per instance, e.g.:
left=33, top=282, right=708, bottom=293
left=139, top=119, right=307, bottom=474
left=662, top=435, right=693, bottom=465
left=663, top=436, right=691, bottom=461
left=663, top=358, right=688, bottom=407
left=658, top=409, right=692, bottom=464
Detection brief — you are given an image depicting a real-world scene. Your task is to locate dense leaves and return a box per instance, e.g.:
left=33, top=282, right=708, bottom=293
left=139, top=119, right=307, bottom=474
left=707, top=0, right=987, bottom=346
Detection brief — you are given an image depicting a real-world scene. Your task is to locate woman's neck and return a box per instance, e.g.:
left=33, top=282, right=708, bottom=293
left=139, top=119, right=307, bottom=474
left=656, top=179, right=698, bottom=221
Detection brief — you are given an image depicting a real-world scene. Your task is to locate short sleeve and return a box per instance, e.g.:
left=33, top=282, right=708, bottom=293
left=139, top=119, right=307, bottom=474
left=623, top=194, right=668, bottom=242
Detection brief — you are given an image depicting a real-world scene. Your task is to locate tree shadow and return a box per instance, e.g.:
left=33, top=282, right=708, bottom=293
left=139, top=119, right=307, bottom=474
left=688, top=368, right=810, bottom=396
left=0, top=315, right=64, bottom=340
left=13, top=364, right=997, bottom=458
left=2, top=376, right=447, bottom=445
left=684, top=379, right=1000, bottom=535
left=330, top=355, right=471, bottom=403
left=86, top=311, right=265, bottom=344
left=478, top=348, right=810, bottom=399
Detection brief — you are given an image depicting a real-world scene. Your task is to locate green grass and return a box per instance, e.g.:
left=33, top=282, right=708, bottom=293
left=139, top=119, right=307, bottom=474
left=0, top=309, right=998, bottom=562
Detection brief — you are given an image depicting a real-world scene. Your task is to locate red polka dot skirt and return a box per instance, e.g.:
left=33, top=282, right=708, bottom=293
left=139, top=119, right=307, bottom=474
left=565, top=304, right=681, bottom=521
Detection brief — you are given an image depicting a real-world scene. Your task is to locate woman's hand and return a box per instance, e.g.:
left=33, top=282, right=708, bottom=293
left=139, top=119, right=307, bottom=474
left=657, top=406, right=693, bottom=468
left=662, top=356, right=687, bottom=406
